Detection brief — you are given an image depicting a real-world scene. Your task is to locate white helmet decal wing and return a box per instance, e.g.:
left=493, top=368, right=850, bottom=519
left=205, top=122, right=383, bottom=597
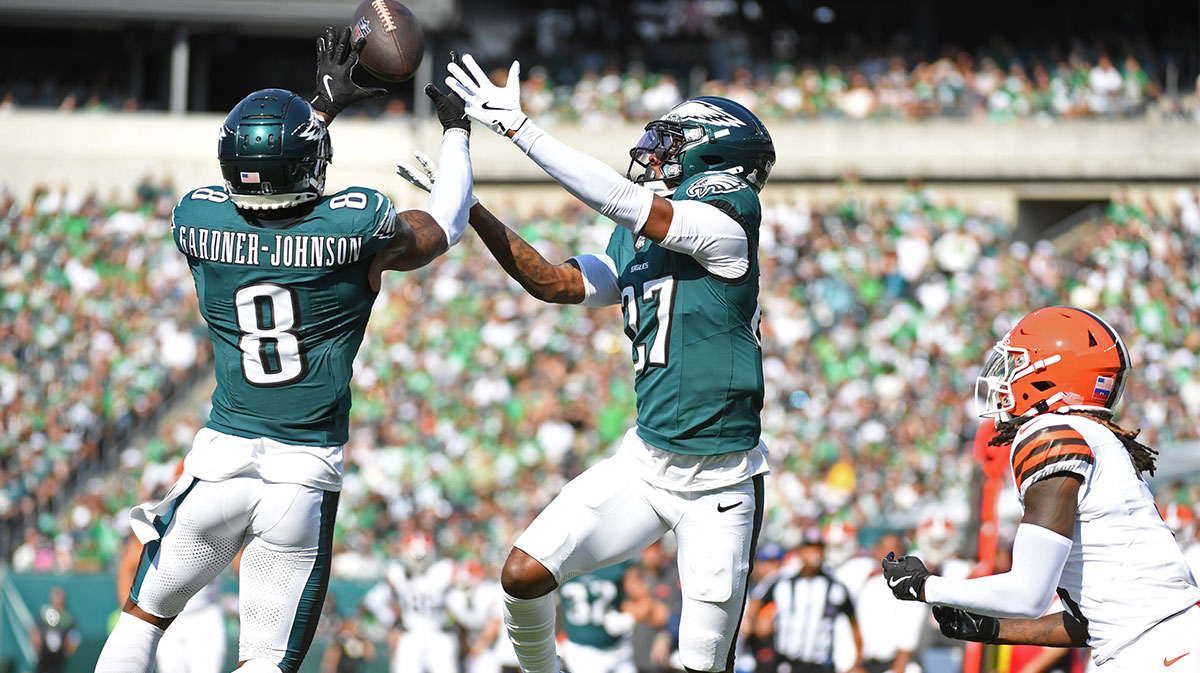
left=667, top=100, right=747, bottom=128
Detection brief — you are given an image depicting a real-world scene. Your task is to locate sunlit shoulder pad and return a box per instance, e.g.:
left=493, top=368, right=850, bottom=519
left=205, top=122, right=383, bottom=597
left=1010, top=418, right=1094, bottom=497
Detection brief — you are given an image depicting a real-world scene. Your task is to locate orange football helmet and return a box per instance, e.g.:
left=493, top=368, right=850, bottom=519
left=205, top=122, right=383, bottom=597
left=977, top=306, right=1129, bottom=423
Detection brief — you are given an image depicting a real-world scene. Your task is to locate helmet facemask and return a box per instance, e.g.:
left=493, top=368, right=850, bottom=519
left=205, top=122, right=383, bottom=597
left=627, top=120, right=706, bottom=194
left=975, top=340, right=1030, bottom=422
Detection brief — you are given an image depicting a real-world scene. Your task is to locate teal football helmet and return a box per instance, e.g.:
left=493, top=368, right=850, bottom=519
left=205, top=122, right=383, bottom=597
left=627, top=96, right=775, bottom=194
left=218, top=89, right=332, bottom=210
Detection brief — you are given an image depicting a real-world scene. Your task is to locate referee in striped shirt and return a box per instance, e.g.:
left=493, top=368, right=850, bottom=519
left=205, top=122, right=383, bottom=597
left=752, top=527, right=864, bottom=673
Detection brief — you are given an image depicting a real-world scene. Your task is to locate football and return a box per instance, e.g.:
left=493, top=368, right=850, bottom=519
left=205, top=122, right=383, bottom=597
left=351, top=0, right=424, bottom=82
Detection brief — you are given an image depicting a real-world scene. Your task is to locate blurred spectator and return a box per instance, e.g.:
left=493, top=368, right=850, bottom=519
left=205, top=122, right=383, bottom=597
left=11, top=527, right=46, bottom=572
left=321, top=615, right=378, bottom=673
left=624, top=540, right=678, bottom=673
left=853, top=533, right=924, bottom=673
left=1088, top=55, right=1123, bottom=114
left=30, top=586, right=81, bottom=673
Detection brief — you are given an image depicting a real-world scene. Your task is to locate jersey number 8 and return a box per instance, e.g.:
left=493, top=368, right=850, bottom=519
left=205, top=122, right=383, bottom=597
left=234, top=283, right=309, bottom=387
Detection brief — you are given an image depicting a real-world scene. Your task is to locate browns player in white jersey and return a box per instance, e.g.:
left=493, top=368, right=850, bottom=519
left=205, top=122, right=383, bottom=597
left=363, top=533, right=462, bottom=673
left=880, top=306, right=1200, bottom=672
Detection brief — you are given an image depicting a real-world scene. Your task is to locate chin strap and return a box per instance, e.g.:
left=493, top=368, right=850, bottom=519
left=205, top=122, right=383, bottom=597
left=232, top=192, right=321, bottom=210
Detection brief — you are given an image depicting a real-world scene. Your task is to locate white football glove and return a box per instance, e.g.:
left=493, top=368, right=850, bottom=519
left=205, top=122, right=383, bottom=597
left=395, top=150, right=479, bottom=207
left=446, top=54, right=528, bottom=136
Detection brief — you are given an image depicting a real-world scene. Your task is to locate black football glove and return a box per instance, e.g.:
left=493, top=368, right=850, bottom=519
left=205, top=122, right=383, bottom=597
left=310, top=26, right=387, bottom=119
left=881, top=551, right=931, bottom=602
left=932, top=606, right=1000, bottom=643
left=424, top=52, right=471, bottom=134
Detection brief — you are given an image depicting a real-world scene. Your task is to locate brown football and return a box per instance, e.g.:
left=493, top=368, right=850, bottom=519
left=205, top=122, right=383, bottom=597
left=350, top=0, right=424, bottom=82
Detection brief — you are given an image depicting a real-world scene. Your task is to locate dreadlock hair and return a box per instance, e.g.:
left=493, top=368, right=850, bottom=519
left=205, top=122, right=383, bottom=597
left=988, top=409, right=1158, bottom=476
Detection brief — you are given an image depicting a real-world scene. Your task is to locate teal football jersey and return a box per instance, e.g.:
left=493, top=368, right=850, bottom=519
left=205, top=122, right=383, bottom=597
left=172, top=185, right=398, bottom=446
left=606, top=171, right=764, bottom=456
left=560, top=560, right=634, bottom=649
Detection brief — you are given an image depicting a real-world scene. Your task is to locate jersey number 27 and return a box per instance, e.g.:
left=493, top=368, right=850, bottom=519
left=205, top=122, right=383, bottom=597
left=621, top=275, right=677, bottom=374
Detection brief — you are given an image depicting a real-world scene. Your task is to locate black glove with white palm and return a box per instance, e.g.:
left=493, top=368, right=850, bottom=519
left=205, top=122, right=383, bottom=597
left=932, top=606, right=1000, bottom=643
left=445, top=53, right=528, bottom=136
left=425, top=53, right=472, bottom=135
left=396, top=149, right=479, bottom=208
left=881, top=551, right=931, bottom=602
left=310, top=26, right=387, bottom=121
left=396, top=73, right=478, bottom=207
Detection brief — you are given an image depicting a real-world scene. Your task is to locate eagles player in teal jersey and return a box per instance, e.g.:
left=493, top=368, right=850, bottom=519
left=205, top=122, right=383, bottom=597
left=559, top=560, right=637, bottom=673
left=402, top=54, right=774, bottom=673
left=94, top=32, right=477, bottom=673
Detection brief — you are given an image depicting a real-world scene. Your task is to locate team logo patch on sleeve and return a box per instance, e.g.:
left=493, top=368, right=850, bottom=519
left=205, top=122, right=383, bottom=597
left=685, top=173, right=747, bottom=199
left=1093, top=375, right=1115, bottom=399
left=373, top=204, right=397, bottom=239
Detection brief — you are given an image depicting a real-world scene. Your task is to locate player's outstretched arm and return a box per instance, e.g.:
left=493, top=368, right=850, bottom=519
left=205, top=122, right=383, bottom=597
left=446, top=54, right=751, bottom=279
left=466, top=203, right=586, bottom=304
left=446, top=54, right=671, bottom=236
left=393, top=76, right=601, bottom=306
left=932, top=605, right=1089, bottom=647
left=886, top=474, right=1079, bottom=619
left=371, top=79, right=473, bottom=285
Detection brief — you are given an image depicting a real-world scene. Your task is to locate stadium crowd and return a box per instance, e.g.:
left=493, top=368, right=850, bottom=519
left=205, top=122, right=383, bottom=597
left=3, top=178, right=1199, bottom=669
left=2, top=45, right=1197, bottom=123
left=0, top=180, right=207, bottom=571
left=523, top=49, right=1196, bottom=124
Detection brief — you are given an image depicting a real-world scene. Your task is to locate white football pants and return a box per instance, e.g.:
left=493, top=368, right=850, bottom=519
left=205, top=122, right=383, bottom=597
left=130, top=475, right=338, bottom=673
left=514, top=454, right=764, bottom=672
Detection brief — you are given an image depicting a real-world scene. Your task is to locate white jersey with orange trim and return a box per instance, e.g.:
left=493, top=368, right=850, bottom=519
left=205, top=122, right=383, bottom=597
left=1009, top=413, right=1200, bottom=664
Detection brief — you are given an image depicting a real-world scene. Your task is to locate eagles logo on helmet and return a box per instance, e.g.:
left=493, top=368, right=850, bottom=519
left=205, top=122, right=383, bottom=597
left=218, top=88, right=333, bottom=210
left=976, top=306, right=1129, bottom=424
left=627, top=96, right=775, bottom=195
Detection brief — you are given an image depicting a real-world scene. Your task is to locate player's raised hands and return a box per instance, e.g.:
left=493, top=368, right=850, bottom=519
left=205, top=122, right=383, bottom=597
left=445, top=53, right=528, bottom=136
left=310, top=26, right=387, bottom=120
left=425, top=53, right=471, bottom=135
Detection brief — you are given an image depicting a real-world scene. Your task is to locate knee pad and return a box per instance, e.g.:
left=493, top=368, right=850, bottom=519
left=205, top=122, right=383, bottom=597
left=677, top=629, right=725, bottom=673
left=234, top=659, right=283, bottom=673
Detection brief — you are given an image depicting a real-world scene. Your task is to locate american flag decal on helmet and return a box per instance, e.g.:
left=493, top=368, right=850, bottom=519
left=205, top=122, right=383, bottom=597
left=1093, top=375, right=1115, bottom=398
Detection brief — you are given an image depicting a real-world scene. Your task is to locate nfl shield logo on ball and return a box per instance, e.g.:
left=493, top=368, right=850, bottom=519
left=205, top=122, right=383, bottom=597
left=352, top=16, right=372, bottom=41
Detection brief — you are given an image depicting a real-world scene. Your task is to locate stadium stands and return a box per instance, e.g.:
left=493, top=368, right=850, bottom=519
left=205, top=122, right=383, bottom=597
left=1, top=45, right=1195, bottom=122
left=6, top=179, right=1197, bottom=574
left=0, top=181, right=209, bottom=568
